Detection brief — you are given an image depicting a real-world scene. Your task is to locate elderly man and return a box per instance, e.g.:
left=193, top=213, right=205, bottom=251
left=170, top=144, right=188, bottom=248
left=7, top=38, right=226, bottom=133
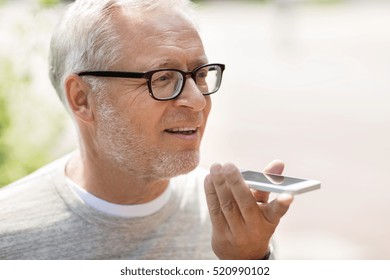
left=0, top=0, right=293, bottom=259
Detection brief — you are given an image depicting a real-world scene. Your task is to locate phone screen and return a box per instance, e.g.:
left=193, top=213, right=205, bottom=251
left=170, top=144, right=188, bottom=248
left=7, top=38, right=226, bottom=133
left=241, top=171, right=305, bottom=186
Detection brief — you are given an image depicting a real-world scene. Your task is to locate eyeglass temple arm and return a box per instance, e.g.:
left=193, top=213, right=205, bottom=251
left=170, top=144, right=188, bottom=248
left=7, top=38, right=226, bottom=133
left=77, top=71, right=145, bottom=78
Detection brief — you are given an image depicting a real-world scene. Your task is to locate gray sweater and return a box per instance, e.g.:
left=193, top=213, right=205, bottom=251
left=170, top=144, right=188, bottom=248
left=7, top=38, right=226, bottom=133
left=0, top=156, right=215, bottom=259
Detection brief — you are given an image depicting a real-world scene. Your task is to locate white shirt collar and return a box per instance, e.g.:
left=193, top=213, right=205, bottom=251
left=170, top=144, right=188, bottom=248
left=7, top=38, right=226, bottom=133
left=66, top=177, right=172, bottom=218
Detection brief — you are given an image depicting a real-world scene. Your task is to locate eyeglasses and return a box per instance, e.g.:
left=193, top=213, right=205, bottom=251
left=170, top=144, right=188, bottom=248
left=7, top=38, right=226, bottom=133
left=77, top=63, right=225, bottom=101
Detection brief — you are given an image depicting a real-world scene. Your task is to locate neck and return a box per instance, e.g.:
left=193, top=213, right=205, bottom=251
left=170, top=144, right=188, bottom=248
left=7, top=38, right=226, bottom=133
left=65, top=150, right=169, bottom=205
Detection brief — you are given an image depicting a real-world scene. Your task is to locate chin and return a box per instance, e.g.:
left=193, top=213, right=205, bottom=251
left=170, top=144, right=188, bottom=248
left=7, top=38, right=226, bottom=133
left=152, top=150, right=200, bottom=180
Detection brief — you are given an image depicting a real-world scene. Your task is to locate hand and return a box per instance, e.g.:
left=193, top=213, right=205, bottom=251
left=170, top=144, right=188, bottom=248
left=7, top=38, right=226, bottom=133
left=204, top=160, right=294, bottom=259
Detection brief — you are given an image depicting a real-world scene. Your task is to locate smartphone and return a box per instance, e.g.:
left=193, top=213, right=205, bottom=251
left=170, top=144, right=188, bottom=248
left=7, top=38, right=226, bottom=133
left=241, top=170, right=321, bottom=194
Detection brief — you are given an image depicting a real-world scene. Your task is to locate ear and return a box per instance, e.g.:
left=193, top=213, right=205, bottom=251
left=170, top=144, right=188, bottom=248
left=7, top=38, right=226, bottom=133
left=65, top=74, right=94, bottom=123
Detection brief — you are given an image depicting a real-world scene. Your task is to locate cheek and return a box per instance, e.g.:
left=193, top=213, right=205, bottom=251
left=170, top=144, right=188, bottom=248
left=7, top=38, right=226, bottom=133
left=115, top=87, right=163, bottom=126
left=203, top=97, right=212, bottom=121
left=96, top=97, right=152, bottom=139
left=125, top=104, right=167, bottom=137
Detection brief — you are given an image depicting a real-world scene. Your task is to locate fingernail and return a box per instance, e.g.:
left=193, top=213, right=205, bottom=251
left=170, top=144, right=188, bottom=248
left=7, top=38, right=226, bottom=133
left=210, top=163, right=222, bottom=175
left=222, top=163, right=237, bottom=175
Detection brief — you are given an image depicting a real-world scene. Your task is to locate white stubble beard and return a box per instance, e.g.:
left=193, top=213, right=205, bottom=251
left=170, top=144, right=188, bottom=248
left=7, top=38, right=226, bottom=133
left=95, top=97, right=200, bottom=181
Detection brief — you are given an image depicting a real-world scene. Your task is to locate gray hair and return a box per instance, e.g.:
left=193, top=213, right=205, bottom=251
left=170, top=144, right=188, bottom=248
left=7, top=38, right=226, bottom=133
left=48, top=0, right=196, bottom=111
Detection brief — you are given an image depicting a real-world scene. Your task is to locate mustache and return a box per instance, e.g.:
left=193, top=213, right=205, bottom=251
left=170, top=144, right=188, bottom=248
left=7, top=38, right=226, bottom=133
left=162, top=111, right=204, bottom=125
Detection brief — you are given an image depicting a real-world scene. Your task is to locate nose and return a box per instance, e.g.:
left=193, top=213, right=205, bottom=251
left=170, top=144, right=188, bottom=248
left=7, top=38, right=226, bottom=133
left=174, top=77, right=207, bottom=111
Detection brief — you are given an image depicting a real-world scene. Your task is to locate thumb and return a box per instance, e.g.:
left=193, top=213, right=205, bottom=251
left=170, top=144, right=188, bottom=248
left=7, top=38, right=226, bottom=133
left=252, top=160, right=286, bottom=202
left=263, top=159, right=285, bottom=175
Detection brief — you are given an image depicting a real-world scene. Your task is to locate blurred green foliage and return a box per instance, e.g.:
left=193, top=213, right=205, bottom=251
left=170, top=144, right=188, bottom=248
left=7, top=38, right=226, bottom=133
left=0, top=0, right=61, bottom=8
left=38, top=0, right=60, bottom=8
left=0, top=0, right=73, bottom=188
left=309, top=0, right=344, bottom=4
left=192, top=0, right=344, bottom=3
left=0, top=79, right=10, bottom=170
left=0, top=59, right=67, bottom=188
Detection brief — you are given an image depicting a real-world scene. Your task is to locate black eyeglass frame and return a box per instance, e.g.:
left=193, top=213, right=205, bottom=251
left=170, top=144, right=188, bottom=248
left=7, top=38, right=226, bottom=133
left=77, top=63, right=225, bottom=101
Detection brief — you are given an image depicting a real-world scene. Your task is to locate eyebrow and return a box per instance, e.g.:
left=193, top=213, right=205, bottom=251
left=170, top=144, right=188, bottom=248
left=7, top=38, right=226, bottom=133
left=150, top=57, right=209, bottom=70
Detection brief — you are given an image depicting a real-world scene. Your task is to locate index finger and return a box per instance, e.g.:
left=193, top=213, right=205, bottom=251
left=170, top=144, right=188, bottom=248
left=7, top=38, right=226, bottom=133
left=222, top=163, right=260, bottom=225
left=204, top=173, right=229, bottom=233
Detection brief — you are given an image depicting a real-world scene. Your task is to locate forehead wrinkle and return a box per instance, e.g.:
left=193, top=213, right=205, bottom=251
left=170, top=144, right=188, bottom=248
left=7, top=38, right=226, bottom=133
left=137, top=32, right=207, bottom=71
left=127, top=43, right=207, bottom=72
left=139, top=33, right=203, bottom=57
left=148, top=55, right=209, bottom=71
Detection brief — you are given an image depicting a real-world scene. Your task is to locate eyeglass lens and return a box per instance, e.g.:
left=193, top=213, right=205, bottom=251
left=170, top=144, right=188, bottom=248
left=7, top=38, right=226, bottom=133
left=150, top=65, right=222, bottom=100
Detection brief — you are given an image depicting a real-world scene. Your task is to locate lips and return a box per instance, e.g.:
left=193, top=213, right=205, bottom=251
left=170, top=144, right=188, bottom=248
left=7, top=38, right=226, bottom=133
left=165, top=127, right=198, bottom=135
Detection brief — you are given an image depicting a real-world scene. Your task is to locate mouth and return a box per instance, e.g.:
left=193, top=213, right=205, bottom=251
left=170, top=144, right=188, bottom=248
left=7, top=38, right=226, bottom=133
left=164, top=127, right=198, bottom=135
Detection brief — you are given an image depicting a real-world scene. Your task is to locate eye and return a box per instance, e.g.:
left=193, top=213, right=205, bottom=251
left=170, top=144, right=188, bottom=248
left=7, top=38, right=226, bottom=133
left=152, top=71, right=173, bottom=83
left=195, top=68, right=209, bottom=86
left=196, top=68, right=208, bottom=79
